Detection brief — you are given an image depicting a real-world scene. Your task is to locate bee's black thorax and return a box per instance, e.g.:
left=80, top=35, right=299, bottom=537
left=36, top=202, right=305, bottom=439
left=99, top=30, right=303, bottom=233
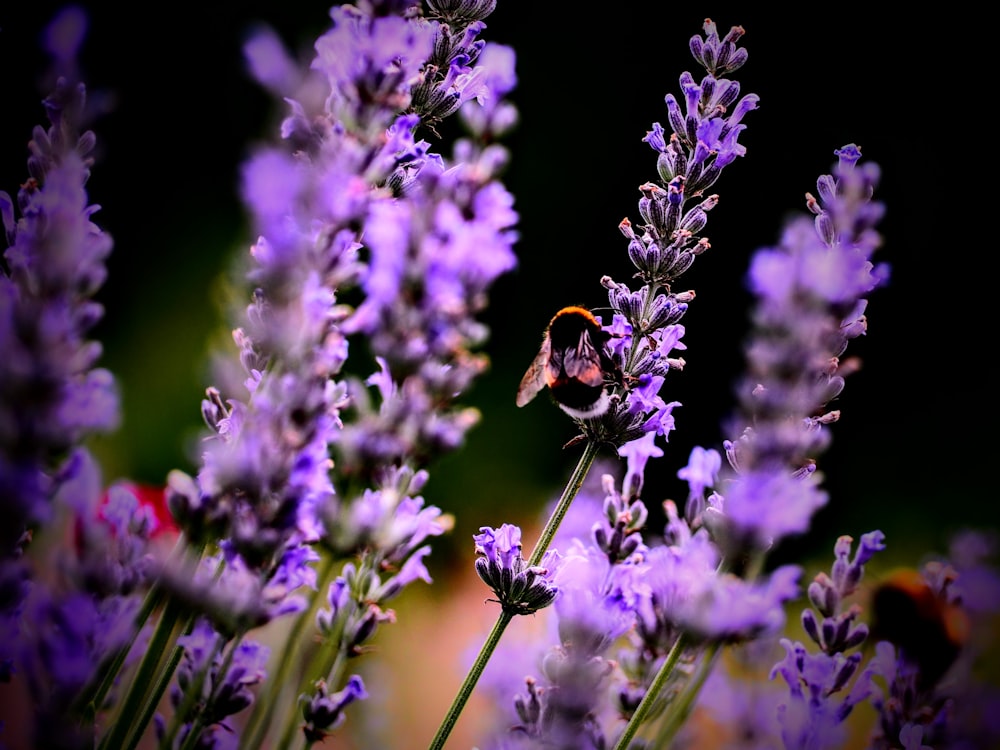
left=547, top=308, right=607, bottom=351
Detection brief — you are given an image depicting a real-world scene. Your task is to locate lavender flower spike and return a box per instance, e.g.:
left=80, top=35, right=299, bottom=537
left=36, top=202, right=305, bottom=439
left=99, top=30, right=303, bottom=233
left=711, top=145, right=887, bottom=553
left=769, top=532, right=886, bottom=750
left=582, top=19, right=755, bottom=449
left=0, top=7, right=119, bottom=560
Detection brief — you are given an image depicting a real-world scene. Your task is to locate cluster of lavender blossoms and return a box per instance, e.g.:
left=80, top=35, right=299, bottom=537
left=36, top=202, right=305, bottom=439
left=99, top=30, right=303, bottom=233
left=455, top=18, right=1000, bottom=750
left=2, top=5, right=998, bottom=750
left=2, top=1, right=520, bottom=748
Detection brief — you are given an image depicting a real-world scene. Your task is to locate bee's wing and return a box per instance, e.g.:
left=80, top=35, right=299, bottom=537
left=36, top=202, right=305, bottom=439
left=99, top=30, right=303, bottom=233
left=562, top=331, right=605, bottom=387
left=516, top=337, right=551, bottom=407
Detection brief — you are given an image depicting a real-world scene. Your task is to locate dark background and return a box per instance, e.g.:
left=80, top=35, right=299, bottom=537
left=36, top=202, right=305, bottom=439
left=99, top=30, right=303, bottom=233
left=0, top=4, right=989, bottom=577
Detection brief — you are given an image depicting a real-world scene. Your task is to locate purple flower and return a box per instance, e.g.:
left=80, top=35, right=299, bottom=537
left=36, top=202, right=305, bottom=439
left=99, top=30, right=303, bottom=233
left=171, top=620, right=270, bottom=743
left=711, top=147, right=885, bottom=554
left=765, top=532, right=887, bottom=749
left=243, top=26, right=304, bottom=97
left=771, top=639, right=867, bottom=750
left=474, top=524, right=561, bottom=616
left=459, top=42, right=518, bottom=137
left=561, top=19, right=754, bottom=449
left=313, top=9, right=436, bottom=126
left=678, top=446, right=722, bottom=499
left=167, top=4, right=519, bottom=741
left=682, top=565, right=801, bottom=642
left=374, top=545, right=433, bottom=601
left=617, top=431, right=663, bottom=501
left=0, top=68, right=118, bottom=558
left=301, top=675, right=368, bottom=743
left=12, top=584, right=141, bottom=749
left=553, top=543, right=639, bottom=652
left=715, top=468, right=829, bottom=551
left=677, top=445, right=722, bottom=525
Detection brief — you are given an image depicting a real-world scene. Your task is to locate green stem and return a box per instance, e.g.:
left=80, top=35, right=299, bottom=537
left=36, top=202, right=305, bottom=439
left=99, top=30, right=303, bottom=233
left=428, top=438, right=600, bottom=750
left=97, top=595, right=185, bottom=750
left=612, top=631, right=690, bottom=750
left=243, top=552, right=339, bottom=750
left=613, top=551, right=742, bottom=749
left=526, top=438, right=600, bottom=567
left=276, top=638, right=350, bottom=750
left=427, top=609, right=514, bottom=750
left=130, top=612, right=192, bottom=750
left=176, top=631, right=246, bottom=750
left=651, top=640, right=721, bottom=748
left=77, top=584, right=164, bottom=718
left=80, top=535, right=196, bottom=724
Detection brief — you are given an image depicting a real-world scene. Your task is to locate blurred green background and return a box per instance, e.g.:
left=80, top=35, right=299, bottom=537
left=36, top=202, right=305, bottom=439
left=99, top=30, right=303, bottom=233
left=1, top=3, right=990, bottom=603
left=2, top=5, right=994, bottom=748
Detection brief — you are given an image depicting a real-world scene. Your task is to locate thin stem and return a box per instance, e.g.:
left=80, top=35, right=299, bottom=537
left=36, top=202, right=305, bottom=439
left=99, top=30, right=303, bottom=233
left=427, top=609, right=514, bottom=750
left=526, top=438, right=600, bottom=567
left=243, top=552, right=339, bottom=750
left=97, top=595, right=185, bottom=750
left=428, top=438, right=601, bottom=750
left=177, top=631, right=247, bottom=750
left=276, top=638, right=351, bottom=750
left=130, top=612, right=192, bottom=750
left=612, top=631, right=690, bottom=750
left=651, top=640, right=721, bottom=748
left=77, top=584, right=164, bottom=717
left=614, top=550, right=740, bottom=749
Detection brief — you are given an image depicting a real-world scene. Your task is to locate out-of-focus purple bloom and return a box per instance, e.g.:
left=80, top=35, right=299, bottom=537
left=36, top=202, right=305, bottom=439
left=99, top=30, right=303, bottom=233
left=333, top=465, right=449, bottom=563
left=769, top=532, right=886, bottom=750
left=169, top=620, right=269, bottom=744
left=158, top=549, right=318, bottom=636
left=163, top=4, right=518, bottom=743
left=692, top=644, right=788, bottom=748
left=678, top=445, right=722, bottom=499
left=712, top=467, right=829, bottom=552
left=0, top=65, right=118, bottom=558
left=333, top=141, right=517, bottom=474
left=0, top=19, right=140, bottom=748
left=313, top=8, right=436, bottom=129
left=637, top=526, right=799, bottom=645
left=72, top=470, right=168, bottom=598
left=243, top=26, right=304, bottom=98
left=459, top=42, right=518, bottom=137
left=301, top=675, right=368, bottom=744
left=710, top=146, right=885, bottom=555
left=12, top=584, right=140, bottom=750
left=374, top=545, right=434, bottom=600
left=683, top=565, right=801, bottom=641
left=677, top=445, right=722, bottom=525
left=615, top=493, right=803, bottom=732
left=553, top=543, right=639, bottom=652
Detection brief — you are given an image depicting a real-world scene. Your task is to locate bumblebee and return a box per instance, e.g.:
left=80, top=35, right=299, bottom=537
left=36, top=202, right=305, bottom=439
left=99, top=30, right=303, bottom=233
left=516, top=306, right=619, bottom=419
left=871, top=567, right=969, bottom=691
